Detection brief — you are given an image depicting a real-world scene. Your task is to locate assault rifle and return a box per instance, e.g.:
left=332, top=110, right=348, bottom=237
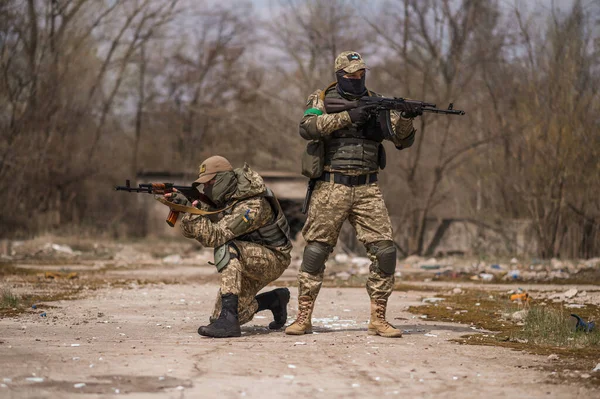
left=115, top=180, right=216, bottom=227
left=324, top=96, right=465, bottom=139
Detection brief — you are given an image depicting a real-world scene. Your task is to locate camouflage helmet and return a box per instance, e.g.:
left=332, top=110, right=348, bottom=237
left=334, top=51, right=367, bottom=73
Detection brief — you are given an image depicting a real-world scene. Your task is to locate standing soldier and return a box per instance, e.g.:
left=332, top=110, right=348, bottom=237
left=286, top=51, right=421, bottom=338
left=166, top=156, right=293, bottom=338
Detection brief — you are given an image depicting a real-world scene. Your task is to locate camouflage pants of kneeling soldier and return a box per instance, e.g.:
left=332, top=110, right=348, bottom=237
left=300, top=180, right=395, bottom=300
left=211, top=241, right=291, bottom=325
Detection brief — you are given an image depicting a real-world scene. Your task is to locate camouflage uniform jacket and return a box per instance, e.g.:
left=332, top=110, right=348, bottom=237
left=180, top=165, right=291, bottom=252
left=299, top=84, right=416, bottom=152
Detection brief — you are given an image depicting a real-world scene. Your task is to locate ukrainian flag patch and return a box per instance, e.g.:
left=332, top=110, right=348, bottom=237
left=242, top=209, right=252, bottom=223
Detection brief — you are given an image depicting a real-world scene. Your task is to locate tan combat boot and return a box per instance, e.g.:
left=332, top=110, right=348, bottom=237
left=285, top=296, right=314, bottom=335
left=368, top=299, right=402, bottom=338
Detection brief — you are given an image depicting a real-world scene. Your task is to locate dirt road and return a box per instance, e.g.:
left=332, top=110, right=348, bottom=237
left=1, top=262, right=598, bottom=399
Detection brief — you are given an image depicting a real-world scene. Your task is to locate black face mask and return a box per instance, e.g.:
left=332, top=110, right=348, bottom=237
left=336, top=70, right=367, bottom=98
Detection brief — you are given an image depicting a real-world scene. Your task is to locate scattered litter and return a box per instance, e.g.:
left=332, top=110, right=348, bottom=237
left=351, top=383, right=360, bottom=388
left=25, top=377, right=44, bottom=383
left=452, top=288, right=462, bottom=294
left=72, top=357, right=80, bottom=361
left=254, top=315, right=266, bottom=319
left=288, top=364, right=296, bottom=369
left=283, top=375, right=295, bottom=380
left=491, top=264, right=501, bottom=269
left=511, top=310, right=529, bottom=322
left=74, top=383, right=86, bottom=388
left=294, top=342, right=306, bottom=346
left=563, top=289, right=578, bottom=299
left=510, top=292, right=530, bottom=304
left=565, top=304, right=585, bottom=309
left=176, top=386, right=185, bottom=390
left=334, top=253, right=349, bottom=263
left=479, top=273, right=494, bottom=281
left=162, top=254, right=182, bottom=264
left=31, top=304, right=37, bottom=309
left=548, top=354, right=559, bottom=361
left=452, top=376, right=459, bottom=380
left=420, top=264, right=441, bottom=270
left=510, top=258, right=518, bottom=264
left=475, top=303, right=481, bottom=306
left=40, top=312, right=47, bottom=317
left=507, top=270, right=520, bottom=279
left=351, top=257, right=371, bottom=267
left=424, top=333, right=438, bottom=337
left=71, top=344, right=80, bottom=347
left=592, top=363, right=600, bottom=372
left=3, top=378, right=12, bottom=383
left=422, top=297, right=445, bottom=303
left=159, top=376, right=165, bottom=381
left=44, top=271, right=78, bottom=279
left=571, top=314, right=595, bottom=332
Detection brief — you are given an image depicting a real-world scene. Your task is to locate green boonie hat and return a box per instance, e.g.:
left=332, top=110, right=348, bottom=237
left=193, top=155, right=233, bottom=186
left=334, top=51, right=367, bottom=73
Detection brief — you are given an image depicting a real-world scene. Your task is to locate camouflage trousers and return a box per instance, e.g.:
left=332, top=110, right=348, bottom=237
left=211, top=240, right=291, bottom=325
left=300, top=180, right=395, bottom=301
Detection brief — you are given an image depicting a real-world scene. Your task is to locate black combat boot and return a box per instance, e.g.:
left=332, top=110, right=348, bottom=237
left=255, top=288, right=290, bottom=330
left=198, top=293, right=241, bottom=338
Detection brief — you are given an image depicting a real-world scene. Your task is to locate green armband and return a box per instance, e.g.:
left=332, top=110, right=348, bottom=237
left=304, top=108, right=323, bottom=116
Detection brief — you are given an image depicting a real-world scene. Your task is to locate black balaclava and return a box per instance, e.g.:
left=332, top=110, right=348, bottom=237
left=336, top=69, right=367, bottom=99
left=203, top=171, right=237, bottom=208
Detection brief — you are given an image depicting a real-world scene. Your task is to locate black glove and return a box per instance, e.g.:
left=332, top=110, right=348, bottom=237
left=348, top=105, right=376, bottom=125
left=401, top=103, right=423, bottom=118
left=167, top=192, right=191, bottom=207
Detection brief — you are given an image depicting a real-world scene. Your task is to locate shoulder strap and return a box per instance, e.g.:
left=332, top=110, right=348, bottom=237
left=319, top=82, right=338, bottom=102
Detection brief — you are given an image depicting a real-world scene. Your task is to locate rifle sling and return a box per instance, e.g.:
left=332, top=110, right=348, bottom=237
left=155, top=197, right=239, bottom=216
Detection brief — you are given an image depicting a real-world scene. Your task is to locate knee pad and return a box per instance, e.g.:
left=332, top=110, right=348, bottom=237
left=301, top=242, right=332, bottom=274
left=369, top=240, right=396, bottom=275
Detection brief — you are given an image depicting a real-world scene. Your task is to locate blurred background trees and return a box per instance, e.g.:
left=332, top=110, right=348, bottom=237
left=0, top=0, right=598, bottom=258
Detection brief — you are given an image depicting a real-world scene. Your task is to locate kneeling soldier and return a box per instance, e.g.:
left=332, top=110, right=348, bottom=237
left=166, top=156, right=293, bottom=338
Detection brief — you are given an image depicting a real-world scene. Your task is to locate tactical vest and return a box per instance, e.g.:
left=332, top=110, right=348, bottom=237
left=323, top=86, right=386, bottom=173
left=238, top=188, right=291, bottom=248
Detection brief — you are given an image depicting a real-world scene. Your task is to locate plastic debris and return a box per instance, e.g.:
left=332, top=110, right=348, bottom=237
left=31, top=304, right=37, bottom=309
left=510, top=292, right=530, bottom=303
left=25, top=377, right=44, bottom=383
left=162, top=254, right=182, bottom=264
left=491, top=264, right=501, bottom=269
left=422, top=297, right=445, bottom=303
left=452, top=288, right=463, bottom=294
left=424, top=333, right=438, bottom=337
left=420, top=264, right=441, bottom=270
left=294, top=342, right=306, bottom=346
left=283, top=375, right=295, bottom=380
left=44, top=271, right=78, bottom=279
left=74, top=383, right=86, bottom=388
left=571, top=314, right=595, bottom=332
left=548, top=354, right=559, bottom=361
left=71, top=344, right=80, bottom=347
left=40, top=312, right=46, bottom=317
left=511, top=310, right=529, bottom=321
left=592, top=363, right=600, bottom=372
left=563, top=289, right=578, bottom=299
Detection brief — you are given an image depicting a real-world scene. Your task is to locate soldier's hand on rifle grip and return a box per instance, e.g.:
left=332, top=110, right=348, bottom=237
left=401, top=104, right=423, bottom=119
left=348, top=105, right=377, bottom=125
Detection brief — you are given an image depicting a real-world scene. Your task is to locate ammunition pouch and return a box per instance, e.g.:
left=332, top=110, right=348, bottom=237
left=301, top=140, right=325, bottom=178
left=213, top=243, right=239, bottom=272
